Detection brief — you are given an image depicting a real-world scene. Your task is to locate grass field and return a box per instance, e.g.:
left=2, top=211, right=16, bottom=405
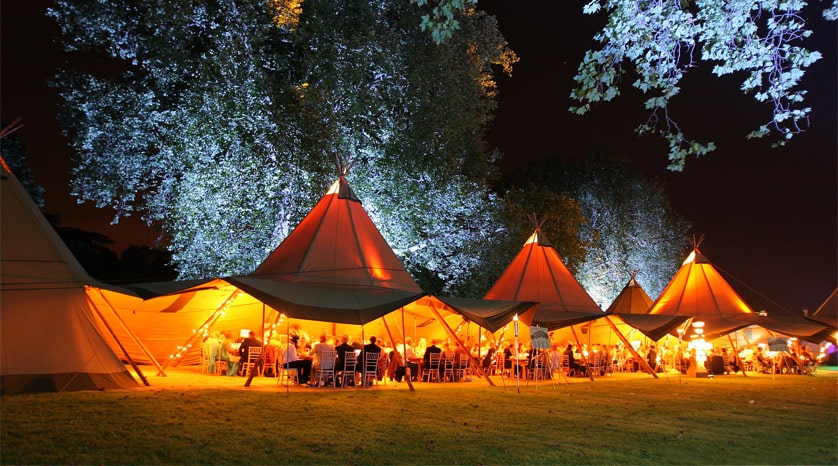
left=2, top=368, right=836, bottom=465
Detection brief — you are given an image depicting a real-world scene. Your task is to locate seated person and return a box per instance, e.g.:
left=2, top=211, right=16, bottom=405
left=281, top=335, right=312, bottom=384
left=238, top=331, right=263, bottom=376
left=564, top=344, right=585, bottom=376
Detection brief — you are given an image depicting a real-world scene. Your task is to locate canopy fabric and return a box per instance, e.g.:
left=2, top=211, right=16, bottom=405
left=0, top=164, right=137, bottom=394
left=484, top=228, right=603, bottom=332
left=605, top=275, right=653, bottom=314
left=809, top=288, right=837, bottom=329
left=434, top=296, right=538, bottom=333
left=648, top=248, right=831, bottom=342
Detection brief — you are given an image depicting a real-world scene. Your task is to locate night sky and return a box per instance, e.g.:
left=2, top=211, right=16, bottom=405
left=2, top=1, right=836, bottom=314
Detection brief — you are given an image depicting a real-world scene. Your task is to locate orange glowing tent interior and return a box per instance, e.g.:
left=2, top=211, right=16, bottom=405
left=0, top=157, right=138, bottom=394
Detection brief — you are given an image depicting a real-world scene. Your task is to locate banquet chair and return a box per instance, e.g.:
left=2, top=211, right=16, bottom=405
left=362, top=352, right=380, bottom=387
left=277, top=367, right=299, bottom=385
left=312, top=350, right=337, bottom=387
left=442, top=355, right=456, bottom=382
left=455, top=354, right=469, bottom=381
left=242, top=346, right=262, bottom=378
left=491, top=353, right=505, bottom=376
left=423, top=353, right=442, bottom=382
left=199, top=347, right=212, bottom=375
left=262, top=346, right=277, bottom=377
left=337, top=351, right=357, bottom=387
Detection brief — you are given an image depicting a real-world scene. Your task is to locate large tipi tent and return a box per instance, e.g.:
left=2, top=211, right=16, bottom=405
left=647, top=248, right=831, bottom=342
left=0, top=159, right=138, bottom=394
left=90, top=176, right=532, bottom=369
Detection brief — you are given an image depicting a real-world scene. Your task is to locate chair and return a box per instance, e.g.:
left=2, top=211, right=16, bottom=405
left=423, top=352, right=442, bottom=382
left=527, top=354, right=551, bottom=384
left=455, top=354, right=470, bottom=381
left=262, top=346, right=277, bottom=377
left=561, top=354, right=571, bottom=376
left=490, top=353, right=505, bottom=376
left=199, top=347, right=212, bottom=375
left=337, top=351, right=357, bottom=388
left=442, top=355, right=456, bottom=382
left=241, top=346, right=262, bottom=378
left=312, top=350, right=337, bottom=387
left=277, top=367, right=299, bottom=385
left=362, top=352, right=380, bottom=387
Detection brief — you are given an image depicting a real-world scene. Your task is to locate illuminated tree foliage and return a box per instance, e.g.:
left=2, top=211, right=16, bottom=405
left=429, top=0, right=835, bottom=171
left=572, top=0, right=831, bottom=170
left=505, top=154, right=691, bottom=306
left=49, top=0, right=517, bottom=292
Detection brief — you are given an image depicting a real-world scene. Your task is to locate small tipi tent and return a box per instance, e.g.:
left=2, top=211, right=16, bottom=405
left=0, top=159, right=138, bottom=394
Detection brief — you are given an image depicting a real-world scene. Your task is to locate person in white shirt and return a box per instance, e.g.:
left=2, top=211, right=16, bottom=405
left=281, top=335, right=312, bottom=384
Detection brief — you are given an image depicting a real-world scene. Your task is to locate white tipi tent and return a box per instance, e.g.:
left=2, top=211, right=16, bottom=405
left=0, top=158, right=138, bottom=394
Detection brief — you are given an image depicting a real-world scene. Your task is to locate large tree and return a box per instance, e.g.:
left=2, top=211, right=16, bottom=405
left=49, top=0, right=517, bottom=292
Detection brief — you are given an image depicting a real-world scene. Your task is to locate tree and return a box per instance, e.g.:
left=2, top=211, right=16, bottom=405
left=505, top=153, right=691, bottom=306
left=0, top=126, right=44, bottom=207
left=426, top=0, right=836, bottom=170
left=50, top=0, right=325, bottom=278
left=49, top=0, right=518, bottom=291
left=289, top=0, right=516, bottom=297
left=571, top=0, right=832, bottom=170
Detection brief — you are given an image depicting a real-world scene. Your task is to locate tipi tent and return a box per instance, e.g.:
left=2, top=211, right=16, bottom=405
left=0, top=160, right=138, bottom=394
left=648, top=248, right=831, bottom=342
left=90, top=176, right=532, bottom=371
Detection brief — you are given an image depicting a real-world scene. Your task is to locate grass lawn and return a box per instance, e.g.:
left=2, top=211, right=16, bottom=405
left=2, top=369, right=836, bottom=465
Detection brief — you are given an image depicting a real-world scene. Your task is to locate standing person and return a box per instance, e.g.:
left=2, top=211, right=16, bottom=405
left=646, top=344, right=659, bottom=373
left=281, top=335, right=311, bottom=385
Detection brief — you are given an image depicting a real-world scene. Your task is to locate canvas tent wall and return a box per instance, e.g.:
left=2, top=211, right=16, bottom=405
left=0, top=160, right=138, bottom=394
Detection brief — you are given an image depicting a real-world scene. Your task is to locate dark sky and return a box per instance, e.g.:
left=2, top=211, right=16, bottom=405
left=2, top=1, right=836, bottom=314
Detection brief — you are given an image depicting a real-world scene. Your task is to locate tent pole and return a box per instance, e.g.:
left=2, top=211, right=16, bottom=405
left=604, top=316, right=658, bottom=379
left=381, top=314, right=414, bottom=391
left=401, top=307, right=414, bottom=385
left=85, top=290, right=150, bottom=386
left=162, top=289, right=240, bottom=371
left=428, top=305, right=494, bottom=387
left=244, top=308, right=283, bottom=388
left=92, top=287, right=165, bottom=377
